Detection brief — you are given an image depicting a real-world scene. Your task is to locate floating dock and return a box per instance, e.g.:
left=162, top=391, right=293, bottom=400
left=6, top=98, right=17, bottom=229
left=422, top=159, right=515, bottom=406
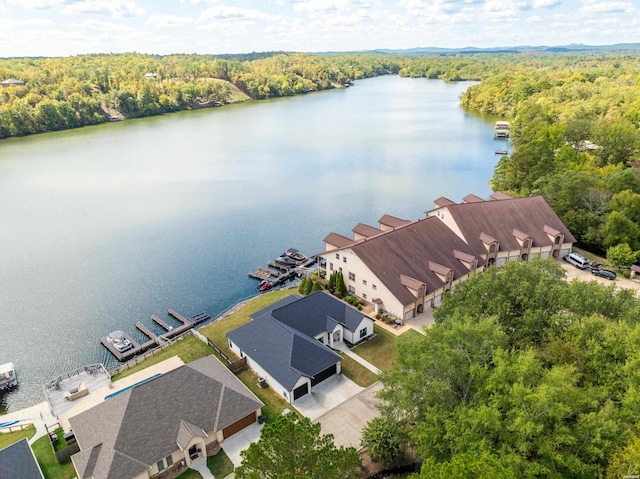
left=249, top=250, right=318, bottom=292
left=101, top=309, right=211, bottom=361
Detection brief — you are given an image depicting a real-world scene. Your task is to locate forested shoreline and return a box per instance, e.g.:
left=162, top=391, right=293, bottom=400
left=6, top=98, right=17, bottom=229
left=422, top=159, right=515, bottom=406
left=2, top=50, right=640, bottom=260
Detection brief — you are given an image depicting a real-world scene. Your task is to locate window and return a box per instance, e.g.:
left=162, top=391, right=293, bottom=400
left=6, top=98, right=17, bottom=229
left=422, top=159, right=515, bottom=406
left=336, top=253, right=340, bottom=260
left=348, top=272, right=355, bottom=281
left=523, top=239, right=530, bottom=249
left=157, top=460, right=165, bottom=472
left=362, top=293, right=367, bottom=299
left=362, top=279, right=367, bottom=286
left=166, top=455, right=173, bottom=467
left=339, top=267, right=343, bottom=273
left=329, top=262, right=333, bottom=271
left=372, top=284, right=377, bottom=290
left=360, top=328, right=367, bottom=338
left=348, top=285, right=355, bottom=294
left=490, top=243, right=497, bottom=253
left=555, top=236, right=561, bottom=245
left=343, top=256, right=347, bottom=263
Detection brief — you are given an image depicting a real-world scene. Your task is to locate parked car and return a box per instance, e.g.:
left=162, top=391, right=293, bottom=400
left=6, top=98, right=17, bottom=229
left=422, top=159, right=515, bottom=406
left=563, top=252, right=590, bottom=269
left=591, top=269, right=616, bottom=280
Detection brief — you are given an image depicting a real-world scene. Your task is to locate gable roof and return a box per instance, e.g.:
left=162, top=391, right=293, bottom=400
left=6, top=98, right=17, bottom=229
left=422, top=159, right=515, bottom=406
left=378, top=214, right=410, bottom=229
left=324, top=232, right=354, bottom=249
left=442, top=196, right=576, bottom=252
left=349, top=216, right=484, bottom=304
left=0, top=438, right=44, bottom=479
left=227, top=309, right=341, bottom=391
left=70, top=355, right=262, bottom=479
left=353, top=223, right=381, bottom=238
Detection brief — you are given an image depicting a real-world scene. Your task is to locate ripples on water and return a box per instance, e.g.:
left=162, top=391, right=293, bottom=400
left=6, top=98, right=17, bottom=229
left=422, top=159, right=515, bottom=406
left=0, top=76, right=500, bottom=412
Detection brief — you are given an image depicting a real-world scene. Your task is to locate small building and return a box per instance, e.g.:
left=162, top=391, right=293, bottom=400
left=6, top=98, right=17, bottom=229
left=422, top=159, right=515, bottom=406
left=144, top=72, right=157, bottom=79
left=1, top=78, right=25, bottom=88
left=0, top=438, right=45, bottom=479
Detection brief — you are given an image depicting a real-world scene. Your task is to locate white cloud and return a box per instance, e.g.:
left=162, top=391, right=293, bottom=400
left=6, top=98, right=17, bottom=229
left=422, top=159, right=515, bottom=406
left=145, top=13, right=194, bottom=29
left=180, top=0, right=220, bottom=3
left=198, top=5, right=281, bottom=22
left=62, top=0, right=144, bottom=18
left=6, top=0, right=64, bottom=9
left=580, top=0, right=635, bottom=14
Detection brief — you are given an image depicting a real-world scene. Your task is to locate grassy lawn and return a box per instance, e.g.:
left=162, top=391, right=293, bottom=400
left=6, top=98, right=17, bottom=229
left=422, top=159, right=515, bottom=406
left=352, top=325, right=421, bottom=372
left=207, top=449, right=235, bottom=478
left=199, top=289, right=298, bottom=349
left=0, top=425, right=36, bottom=449
left=339, top=354, right=378, bottom=387
left=32, top=434, right=76, bottom=479
left=236, top=368, right=299, bottom=422
left=111, top=335, right=214, bottom=381
left=176, top=469, right=203, bottom=479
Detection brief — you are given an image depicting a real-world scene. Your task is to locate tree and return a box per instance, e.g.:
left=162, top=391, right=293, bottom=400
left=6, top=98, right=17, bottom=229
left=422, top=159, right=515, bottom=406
left=335, top=272, right=347, bottom=297
left=607, top=243, right=638, bottom=269
left=235, top=414, right=360, bottom=479
left=361, top=416, right=407, bottom=466
left=311, top=280, right=323, bottom=292
left=298, top=275, right=308, bottom=294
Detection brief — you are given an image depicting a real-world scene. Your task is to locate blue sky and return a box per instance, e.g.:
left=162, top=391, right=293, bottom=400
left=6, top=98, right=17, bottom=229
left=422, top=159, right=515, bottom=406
left=1, top=0, right=639, bottom=57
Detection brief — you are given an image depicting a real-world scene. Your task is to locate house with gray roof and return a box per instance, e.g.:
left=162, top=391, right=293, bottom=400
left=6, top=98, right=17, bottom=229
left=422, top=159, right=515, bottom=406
left=0, top=438, right=45, bottom=479
left=319, top=194, right=575, bottom=321
left=226, top=292, right=374, bottom=403
left=68, top=355, right=263, bottom=479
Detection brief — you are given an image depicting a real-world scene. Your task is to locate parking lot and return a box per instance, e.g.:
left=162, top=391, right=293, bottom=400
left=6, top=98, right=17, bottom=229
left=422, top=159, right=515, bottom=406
left=560, top=260, right=640, bottom=293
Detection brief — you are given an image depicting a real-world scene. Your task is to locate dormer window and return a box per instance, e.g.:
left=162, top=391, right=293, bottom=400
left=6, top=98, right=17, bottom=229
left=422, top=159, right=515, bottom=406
left=554, top=236, right=561, bottom=245
left=489, top=243, right=497, bottom=254
left=523, top=239, right=530, bottom=249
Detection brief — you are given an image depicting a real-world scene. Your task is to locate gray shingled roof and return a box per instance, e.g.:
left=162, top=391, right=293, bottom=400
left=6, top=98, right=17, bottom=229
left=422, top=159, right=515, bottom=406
left=444, top=196, right=577, bottom=252
left=70, top=355, right=262, bottom=479
left=350, top=216, right=484, bottom=304
left=227, top=313, right=341, bottom=390
left=0, top=438, right=44, bottom=479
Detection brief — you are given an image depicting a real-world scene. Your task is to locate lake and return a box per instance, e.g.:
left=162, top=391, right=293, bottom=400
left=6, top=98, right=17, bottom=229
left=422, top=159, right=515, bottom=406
left=0, top=75, right=500, bottom=412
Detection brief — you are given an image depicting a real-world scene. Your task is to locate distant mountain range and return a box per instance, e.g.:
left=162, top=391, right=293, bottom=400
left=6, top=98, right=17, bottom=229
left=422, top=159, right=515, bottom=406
left=371, top=43, right=640, bottom=55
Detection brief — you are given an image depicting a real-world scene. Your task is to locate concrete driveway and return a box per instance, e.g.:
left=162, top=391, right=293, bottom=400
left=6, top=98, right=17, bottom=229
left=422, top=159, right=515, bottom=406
left=294, top=374, right=364, bottom=421
left=560, top=261, right=640, bottom=293
left=314, top=381, right=383, bottom=449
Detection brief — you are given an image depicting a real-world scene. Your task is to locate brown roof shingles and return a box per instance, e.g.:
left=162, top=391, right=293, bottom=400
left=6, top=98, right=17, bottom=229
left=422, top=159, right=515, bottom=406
left=351, top=217, right=484, bottom=305
left=352, top=223, right=381, bottom=238
left=378, top=214, right=410, bottom=229
left=324, top=232, right=354, bottom=249
left=445, top=196, right=576, bottom=252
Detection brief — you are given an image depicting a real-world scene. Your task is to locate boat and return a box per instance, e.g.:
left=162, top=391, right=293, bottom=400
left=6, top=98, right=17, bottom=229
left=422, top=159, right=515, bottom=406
left=495, top=149, right=509, bottom=155
left=284, top=248, right=307, bottom=263
left=259, top=281, right=273, bottom=292
left=0, top=362, right=18, bottom=390
left=106, top=330, right=133, bottom=352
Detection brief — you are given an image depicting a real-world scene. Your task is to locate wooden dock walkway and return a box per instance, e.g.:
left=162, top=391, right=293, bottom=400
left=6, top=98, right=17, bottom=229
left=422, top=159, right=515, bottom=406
left=102, top=308, right=210, bottom=362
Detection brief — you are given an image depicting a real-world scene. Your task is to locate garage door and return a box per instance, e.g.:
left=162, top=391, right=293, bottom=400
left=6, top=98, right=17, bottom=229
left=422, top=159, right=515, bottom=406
left=293, top=383, right=309, bottom=400
left=222, top=412, right=256, bottom=439
left=311, top=364, right=337, bottom=386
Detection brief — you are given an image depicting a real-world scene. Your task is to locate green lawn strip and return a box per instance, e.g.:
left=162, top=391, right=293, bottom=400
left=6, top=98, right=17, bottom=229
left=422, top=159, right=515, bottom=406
left=199, top=289, right=298, bottom=350
left=207, top=448, right=235, bottom=477
left=32, top=434, right=76, bottom=479
left=351, top=324, right=399, bottom=371
left=0, top=425, right=36, bottom=449
left=111, top=335, right=214, bottom=382
left=339, top=354, right=378, bottom=387
left=176, top=468, right=203, bottom=479
left=236, top=368, right=299, bottom=422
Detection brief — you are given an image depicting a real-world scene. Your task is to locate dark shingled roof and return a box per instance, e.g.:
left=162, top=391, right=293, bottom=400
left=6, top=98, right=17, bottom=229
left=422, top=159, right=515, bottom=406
left=70, top=356, right=262, bottom=479
left=352, top=223, right=381, bottom=238
left=378, top=214, right=410, bottom=229
left=350, top=216, right=484, bottom=304
left=324, top=232, right=354, bottom=249
left=444, top=196, right=576, bottom=252
left=0, top=438, right=44, bottom=479
left=226, top=305, right=341, bottom=391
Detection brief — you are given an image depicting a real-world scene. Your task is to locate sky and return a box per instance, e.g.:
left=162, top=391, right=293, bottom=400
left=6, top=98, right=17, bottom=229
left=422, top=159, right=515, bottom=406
left=0, top=0, right=639, bottom=58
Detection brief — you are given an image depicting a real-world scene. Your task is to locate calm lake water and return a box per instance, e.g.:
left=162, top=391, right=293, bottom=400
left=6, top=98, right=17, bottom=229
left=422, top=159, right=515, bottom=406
left=0, top=75, right=500, bottom=412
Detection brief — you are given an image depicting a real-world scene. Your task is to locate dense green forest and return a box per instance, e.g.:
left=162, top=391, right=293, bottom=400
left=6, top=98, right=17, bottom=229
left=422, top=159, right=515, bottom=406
left=0, top=52, right=401, bottom=139
left=457, top=53, right=640, bottom=260
left=368, top=259, right=640, bottom=478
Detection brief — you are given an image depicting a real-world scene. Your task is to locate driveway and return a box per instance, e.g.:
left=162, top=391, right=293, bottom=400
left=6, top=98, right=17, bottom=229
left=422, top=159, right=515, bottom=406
left=294, top=374, right=364, bottom=421
left=560, top=261, right=640, bottom=293
left=314, top=381, right=383, bottom=449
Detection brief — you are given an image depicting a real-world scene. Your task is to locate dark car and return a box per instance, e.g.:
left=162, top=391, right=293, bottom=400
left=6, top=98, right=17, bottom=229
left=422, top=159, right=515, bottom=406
left=591, top=269, right=616, bottom=280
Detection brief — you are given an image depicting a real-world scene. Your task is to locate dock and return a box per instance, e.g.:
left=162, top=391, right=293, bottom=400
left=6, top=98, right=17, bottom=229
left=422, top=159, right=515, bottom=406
left=251, top=254, right=317, bottom=292
left=101, top=308, right=211, bottom=361
left=248, top=267, right=279, bottom=280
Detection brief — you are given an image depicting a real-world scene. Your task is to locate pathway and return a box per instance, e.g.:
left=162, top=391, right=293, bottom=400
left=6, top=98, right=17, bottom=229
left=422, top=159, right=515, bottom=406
left=335, top=343, right=381, bottom=375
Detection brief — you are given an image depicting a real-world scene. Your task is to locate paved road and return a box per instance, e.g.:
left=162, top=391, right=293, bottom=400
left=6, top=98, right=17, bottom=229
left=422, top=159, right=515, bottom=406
left=313, top=381, right=383, bottom=449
